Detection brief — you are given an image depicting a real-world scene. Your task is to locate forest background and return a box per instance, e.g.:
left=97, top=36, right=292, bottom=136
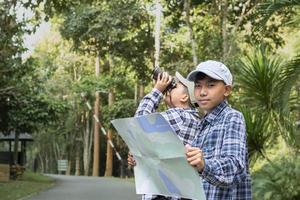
left=1, top=0, right=300, bottom=199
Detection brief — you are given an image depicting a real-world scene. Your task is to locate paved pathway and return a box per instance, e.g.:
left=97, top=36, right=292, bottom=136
left=25, top=174, right=141, bottom=200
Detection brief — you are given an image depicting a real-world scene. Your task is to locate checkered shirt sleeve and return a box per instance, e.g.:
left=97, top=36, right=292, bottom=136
left=135, top=88, right=199, bottom=146
left=135, top=88, right=163, bottom=117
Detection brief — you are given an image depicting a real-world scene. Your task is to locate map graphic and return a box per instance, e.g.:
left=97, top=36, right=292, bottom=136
left=111, top=113, right=206, bottom=200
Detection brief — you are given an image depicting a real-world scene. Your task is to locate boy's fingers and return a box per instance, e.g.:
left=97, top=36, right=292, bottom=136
left=127, top=158, right=136, bottom=166
left=184, top=144, right=191, bottom=153
left=185, top=144, right=199, bottom=151
left=158, top=73, right=163, bottom=80
left=166, top=76, right=172, bottom=84
left=127, top=152, right=136, bottom=166
left=162, top=72, right=171, bottom=81
left=186, top=149, right=202, bottom=156
left=187, top=153, right=202, bottom=163
left=186, top=147, right=202, bottom=157
left=189, top=158, right=202, bottom=166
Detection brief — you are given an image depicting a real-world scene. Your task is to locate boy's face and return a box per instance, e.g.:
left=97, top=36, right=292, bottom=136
left=164, top=82, right=189, bottom=108
left=194, top=75, right=231, bottom=113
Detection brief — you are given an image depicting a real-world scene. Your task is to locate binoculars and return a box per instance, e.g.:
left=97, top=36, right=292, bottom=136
left=152, top=67, right=176, bottom=92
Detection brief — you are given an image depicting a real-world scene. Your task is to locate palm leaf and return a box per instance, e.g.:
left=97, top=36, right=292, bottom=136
left=237, top=46, right=300, bottom=157
left=241, top=107, right=273, bottom=165
left=258, top=0, right=300, bottom=13
left=255, top=0, right=300, bottom=30
left=278, top=54, right=300, bottom=114
left=237, top=45, right=283, bottom=111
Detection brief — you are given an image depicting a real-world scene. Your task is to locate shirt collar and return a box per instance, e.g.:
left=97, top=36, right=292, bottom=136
left=203, top=100, right=228, bottom=124
left=184, top=107, right=200, bottom=117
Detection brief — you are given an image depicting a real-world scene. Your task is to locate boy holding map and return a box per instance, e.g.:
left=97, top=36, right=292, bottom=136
left=128, top=71, right=200, bottom=200
left=185, top=60, right=252, bottom=200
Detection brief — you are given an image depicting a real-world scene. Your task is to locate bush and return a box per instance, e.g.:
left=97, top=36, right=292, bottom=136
left=252, top=154, right=300, bottom=200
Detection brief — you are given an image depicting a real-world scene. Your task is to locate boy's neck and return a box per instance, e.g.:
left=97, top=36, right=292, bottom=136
left=179, top=101, right=192, bottom=109
left=203, top=100, right=227, bottom=114
left=170, top=103, right=191, bottom=109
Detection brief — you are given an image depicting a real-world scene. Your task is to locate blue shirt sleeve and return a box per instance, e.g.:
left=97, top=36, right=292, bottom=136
left=135, top=88, right=163, bottom=117
left=135, top=88, right=187, bottom=138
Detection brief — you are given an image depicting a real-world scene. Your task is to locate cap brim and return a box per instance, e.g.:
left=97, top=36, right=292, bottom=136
left=175, top=72, right=190, bottom=87
left=175, top=72, right=197, bottom=107
left=187, top=69, right=223, bottom=82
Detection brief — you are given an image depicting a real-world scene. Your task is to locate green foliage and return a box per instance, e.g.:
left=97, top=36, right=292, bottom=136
left=279, top=54, right=300, bottom=113
left=240, top=107, right=272, bottom=165
left=59, top=0, right=153, bottom=80
left=257, top=0, right=300, bottom=26
left=5, top=93, right=67, bottom=133
left=102, top=99, right=137, bottom=129
left=0, top=2, right=68, bottom=134
left=249, top=0, right=300, bottom=48
left=102, top=99, right=137, bottom=166
left=192, top=5, right=223, bottom=61
left=237, top=45, right=300, bottom=112
left=236, top=45, right=300, bottom=164
left=0, top=1, right=26, bottom=130
left=253, top=154, right=300, bottom=200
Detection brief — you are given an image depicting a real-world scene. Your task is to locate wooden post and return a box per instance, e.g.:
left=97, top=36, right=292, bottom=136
left=13, top=132, right=20, bottom=165
left=104, top=91, right=114, bottom=176
left=92, top=53, right=100, bottom=176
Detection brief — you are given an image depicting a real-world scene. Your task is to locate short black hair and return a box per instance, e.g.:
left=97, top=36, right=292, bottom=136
left=194, top=72, right=226, bottom=85
left=195, top=72, right=209, bottom=81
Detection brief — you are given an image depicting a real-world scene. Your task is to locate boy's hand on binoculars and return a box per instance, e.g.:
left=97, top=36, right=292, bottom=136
left=154, top=72, right=173, bottom=93
left=127, top=152, right=136, bottom=167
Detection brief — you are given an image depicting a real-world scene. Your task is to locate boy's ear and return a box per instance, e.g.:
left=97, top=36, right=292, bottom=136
left=224, top=85, right=232, bottom=97
left=180, top=93, right=190, bottom=103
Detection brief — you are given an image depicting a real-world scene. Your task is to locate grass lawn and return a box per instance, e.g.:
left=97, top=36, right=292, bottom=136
left=0, top=170, right=54, bottom=200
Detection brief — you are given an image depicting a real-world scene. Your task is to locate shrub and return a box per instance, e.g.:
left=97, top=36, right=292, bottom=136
left=252, top=154, right=300, bottom=200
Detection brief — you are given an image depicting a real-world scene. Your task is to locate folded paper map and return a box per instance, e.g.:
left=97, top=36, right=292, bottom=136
left=111, top=113, right=206, bottom=200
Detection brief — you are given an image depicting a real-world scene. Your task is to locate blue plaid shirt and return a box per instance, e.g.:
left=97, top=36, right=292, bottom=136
left=135, top=88, right=200, bottom=146
left=135, top=88, right=200, bottom=200
left=192, top=100, right=252, bottom=200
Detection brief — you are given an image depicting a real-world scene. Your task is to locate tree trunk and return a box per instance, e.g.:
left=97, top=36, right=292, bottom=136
left=45, top=154, right=49, bottom=173
left=221, top=0, right=229, bottom=61
left=88, top=125, right=93, bottom=174
left=13, top=131, right=20, bottom=165
left=139, top=84, right=145, bottom=100
left=92, top=53, right=100, bottom=176
left=134, top=82, right=138, bottom=104
left=38, top=154, right=44, bottom=173
left=184, top=0, right=198, bottom=66
left=53, top=142, right=60, bottom=163
left=75, top=147, right=80, bottom=176
left=105, top=54, right=115, bottom=177
left=154, top=0, right=162, bottom=68
left=104, top=91, right=114, bottom=176
left=83, top=111, right=92, bottom=176
left=66, top=159, right=71, bottom=175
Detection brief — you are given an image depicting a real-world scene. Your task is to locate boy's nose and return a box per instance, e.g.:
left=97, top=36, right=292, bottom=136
left=200, top=88, right=207, bottom=96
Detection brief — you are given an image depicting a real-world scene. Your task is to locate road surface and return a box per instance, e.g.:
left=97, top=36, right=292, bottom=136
left=25, top=174, right=141, bottom=200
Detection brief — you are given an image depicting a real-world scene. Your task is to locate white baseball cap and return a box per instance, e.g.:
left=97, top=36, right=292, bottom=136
left=187, top=60, right=233, bottom=86
left=175, top=72, right=197, bottom=106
